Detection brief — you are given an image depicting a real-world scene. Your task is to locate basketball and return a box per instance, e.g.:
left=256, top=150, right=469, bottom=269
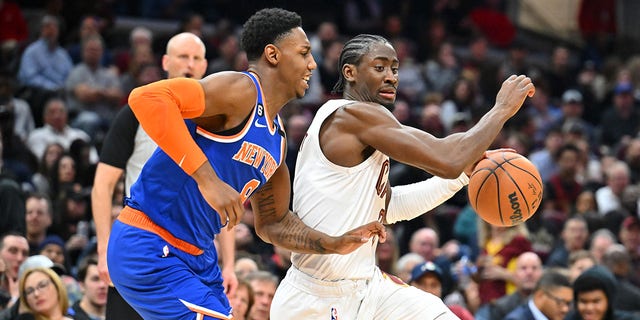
left=468, top=151, right=543, bottom=227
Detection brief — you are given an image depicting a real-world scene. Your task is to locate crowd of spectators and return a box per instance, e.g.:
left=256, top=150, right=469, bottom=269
left=1, top=0, right=640, bottom=319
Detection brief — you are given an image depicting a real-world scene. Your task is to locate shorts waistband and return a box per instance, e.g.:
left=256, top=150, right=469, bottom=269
left=285, top=266, right=369, bottom=297
left=118, top=206, right=203, bottom=256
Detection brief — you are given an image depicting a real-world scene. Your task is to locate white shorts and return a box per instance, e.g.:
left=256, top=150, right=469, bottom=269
left=270, top=266, right=459, bottom=320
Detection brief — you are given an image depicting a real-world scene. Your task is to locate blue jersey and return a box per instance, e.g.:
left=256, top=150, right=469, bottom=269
left=125, top=71, right=285, bottom=250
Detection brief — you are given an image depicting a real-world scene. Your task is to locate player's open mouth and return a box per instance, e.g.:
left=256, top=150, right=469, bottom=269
left=184, top=73, right=193, bottom=78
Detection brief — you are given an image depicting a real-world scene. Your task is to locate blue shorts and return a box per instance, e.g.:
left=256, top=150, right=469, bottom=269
left=108, top=219, right=232, bottom=320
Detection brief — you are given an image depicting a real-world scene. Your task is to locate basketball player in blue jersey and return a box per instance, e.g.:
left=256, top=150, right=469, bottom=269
left=270, top=34, right=535, bottom=319
left=92, top=32, right=234, bottom=320
left=106, top=9, right=385, bottom=320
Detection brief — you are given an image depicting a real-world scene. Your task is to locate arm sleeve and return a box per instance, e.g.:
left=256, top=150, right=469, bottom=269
left=128, top=78, right=207, bottom=175
left=99, top=105, right=138, bottom=169
left=386, top=173, right=469, bottom=224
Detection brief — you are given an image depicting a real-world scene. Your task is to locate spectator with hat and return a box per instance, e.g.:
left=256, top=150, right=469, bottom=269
left=37, top=235, right=67, bottom=271
left=410, top=261, right=444, bottom=298
left=409, top=261, right=474, bottom=320
left=599, top=82, right=639, bottom=148
left=552, top=89, right=596, bottom=146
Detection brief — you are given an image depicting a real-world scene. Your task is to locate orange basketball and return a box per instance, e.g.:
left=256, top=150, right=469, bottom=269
left=468, top=151, right=543, bottom=227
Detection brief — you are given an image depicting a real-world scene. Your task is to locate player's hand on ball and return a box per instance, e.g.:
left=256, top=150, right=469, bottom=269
left=332, top=221, right=386, bottom=255
left=465, top=148, right=517, bottom=177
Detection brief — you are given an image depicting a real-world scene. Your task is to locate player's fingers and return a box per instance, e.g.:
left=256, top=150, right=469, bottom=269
left=378, top=226, right=387, bottom=243
left=219, top=210, right=230, bottom=229
left=485, top=148, right=516, bottom=157
left=228, top=202, right=243, bottom=229
left=526, top=83, right=536, bottom=97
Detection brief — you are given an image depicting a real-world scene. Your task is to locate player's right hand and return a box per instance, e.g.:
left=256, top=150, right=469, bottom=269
left=494, top=75, right=535, bottom=118
left=193, top=162, right=244, bottom=229
left=331, top=221, right=386, bottom=254
left=97, top=249, right=112, bottom=286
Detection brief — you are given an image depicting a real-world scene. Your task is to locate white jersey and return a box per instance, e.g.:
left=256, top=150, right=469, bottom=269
left=292, top=99, right=389, bottom=280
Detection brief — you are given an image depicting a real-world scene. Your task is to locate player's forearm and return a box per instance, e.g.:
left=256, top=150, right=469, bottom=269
left=251, top=182, right=336, bottom=254
left=91, top=182, right=116, bottom=255
left=386, top=173, right=469, bottom=224
left=258, top=211, right=338, bottom=254
left=217, top=227, right=235, bottom=270
left=91, top=163, right=124, bottom=254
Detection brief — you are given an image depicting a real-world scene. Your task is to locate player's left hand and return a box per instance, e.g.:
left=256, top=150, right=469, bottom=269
left=465, top=148, right=518, bottom=176
left=221, top=265, right=238, bottom=298
left=331, top=221, right=386, bottom=255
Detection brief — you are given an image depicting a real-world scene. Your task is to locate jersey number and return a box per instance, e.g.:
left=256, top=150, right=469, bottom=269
left=240, top=179, right=261, bottom=203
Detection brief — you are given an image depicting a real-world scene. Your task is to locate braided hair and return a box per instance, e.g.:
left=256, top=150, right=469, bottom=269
left=241, top=8, right=302, bottom=61
left=332, top=34, right=390, bottom=94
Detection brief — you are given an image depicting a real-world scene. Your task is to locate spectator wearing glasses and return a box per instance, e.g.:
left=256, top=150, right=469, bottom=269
left=504, top=270, right=573, bottom=320
left=18, top=266, right=72, bottom=319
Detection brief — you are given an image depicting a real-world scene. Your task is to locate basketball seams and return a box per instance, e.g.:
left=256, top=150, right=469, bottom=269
left=470, top=168, right=493, bottom=213
left=469, top=152, right=542, bottom=226
left=495, top=164, right=532, bottom=221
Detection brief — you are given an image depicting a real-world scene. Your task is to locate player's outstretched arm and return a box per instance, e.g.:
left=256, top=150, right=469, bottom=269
left=383, top=149, right=514, bottom=224
left=351, top=75, right=535, bottom=180
left=250, top=164, right=386, bottom=254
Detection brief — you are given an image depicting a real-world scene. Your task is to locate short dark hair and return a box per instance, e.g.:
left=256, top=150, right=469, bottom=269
left=76, top=257, right=98, bottom=282
left=535, top=269, right=571, bottom=292
left=0, top=231, right=26, bottom=250
left=241, top=8, right=301, bottom=61
left=26, top=192, right=53, bottom=216
left=332, top=34, right=390, bottom=94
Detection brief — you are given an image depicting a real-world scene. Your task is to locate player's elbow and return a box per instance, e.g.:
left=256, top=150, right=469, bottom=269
left=254, top=224, right=274, bottom=245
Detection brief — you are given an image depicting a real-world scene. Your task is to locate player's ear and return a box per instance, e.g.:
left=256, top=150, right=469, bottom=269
left=264, top=44, right=279, bottom=65
left=343, top=63, right=356, bottom=82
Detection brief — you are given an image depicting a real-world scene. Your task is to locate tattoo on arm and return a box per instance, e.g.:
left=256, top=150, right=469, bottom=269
left=253, top=181, right=327, bottom=253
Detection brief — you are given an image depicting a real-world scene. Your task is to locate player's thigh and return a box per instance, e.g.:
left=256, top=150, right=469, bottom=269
left=374, top=278, right=459, bottom=320
left=271, top=276, right=359, bottom=320
left=108, top=221, right=231, bottom=320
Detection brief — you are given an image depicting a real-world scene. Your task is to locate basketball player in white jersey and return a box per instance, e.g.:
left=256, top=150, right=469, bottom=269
left=270, top=34, right=535, bottom=319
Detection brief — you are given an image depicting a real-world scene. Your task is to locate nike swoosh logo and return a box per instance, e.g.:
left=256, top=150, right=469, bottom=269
left=254, top=119, right=267, bottom=128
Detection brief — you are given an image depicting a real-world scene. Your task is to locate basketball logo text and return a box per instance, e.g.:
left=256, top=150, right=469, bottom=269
left=507, top=191, right=524, bottom=224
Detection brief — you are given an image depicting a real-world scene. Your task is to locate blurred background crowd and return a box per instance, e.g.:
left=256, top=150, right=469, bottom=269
left=2, top=0, right=640, bottom=319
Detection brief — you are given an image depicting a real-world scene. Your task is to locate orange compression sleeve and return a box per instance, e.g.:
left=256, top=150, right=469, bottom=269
left=128, top=78, right=207, bottom=175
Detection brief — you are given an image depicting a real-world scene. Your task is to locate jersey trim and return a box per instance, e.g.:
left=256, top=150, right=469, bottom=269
left=195, top=105, right=257, bottom=143
left=117, top=206, right=204, bottom=255
left=179, top=299, right=232, bottom=320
